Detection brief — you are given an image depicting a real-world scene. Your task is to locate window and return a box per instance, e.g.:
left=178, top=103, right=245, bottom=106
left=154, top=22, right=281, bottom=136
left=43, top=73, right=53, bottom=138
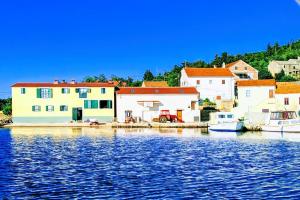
left=101, top=88, right=106, bottom=94
left=227, top=114, right=233, bottom=119
left=191, top=101, right=196, bottom=110
left=37, top=88, right=53, bottom=99
left=84, top=100, right=98, bottom=109
left=100, top=100, right=112, bottom=109
left=262, top=109, right=269, bottom=113
left=196, top=80, right=200, bottom=85
left=246, top=90, right=251, bottom=97
left=222, top=80, right=225, bottom=84
left=284, top=97, right=289, bottom=105
left=244, top=67, right=247, bottom=70
left=46, top=105, right=54, bottom=112
left=218, top=114, right=226, bottom=119
left=269, top=89, right=274, bottom=98
left=60, top=105, right=68, bottom=111
left=21, top=88, right=26, bottom=94
left=209, top=80, right=212, bottom=84
left=235, top=66, right=238, bottom=70
left=76, top=88, right=91, bottom=98
left=32, top=105, right=41, bottom=112
left=62, top=88, right=70, bottom=94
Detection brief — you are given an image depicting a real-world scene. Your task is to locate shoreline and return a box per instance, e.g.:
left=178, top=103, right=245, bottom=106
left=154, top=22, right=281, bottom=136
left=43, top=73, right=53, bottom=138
left=4, top=122, right=209, bottom=129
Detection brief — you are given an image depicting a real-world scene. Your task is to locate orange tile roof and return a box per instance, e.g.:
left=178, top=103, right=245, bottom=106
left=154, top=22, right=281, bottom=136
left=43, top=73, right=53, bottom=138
left=117, top=87, right=198, bottom=94
left=12, top=82, right=116, bottom=88
left=142, top=81, right=169, bottom=87
left=276, top=83, right=300, bottom=94
left=184, top=67, right=234, bottom=77
left=225, top=60, right=241, bottom=68
left=237, top=79, right=276, bottom=87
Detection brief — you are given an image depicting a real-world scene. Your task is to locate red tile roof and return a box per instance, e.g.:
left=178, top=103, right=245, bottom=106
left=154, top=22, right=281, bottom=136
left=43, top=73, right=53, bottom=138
left=142, top=81, right=169, bottom=87
left=225, top=60, right=241, bottom=68
left=117, top=87, right=198, bottom=94
left=184, top=67, right=234, bottom=77
left=237, top=79, right=276, bottom=87
left=12, top=82, right=116, bottom=87
left=276, top=83, right=300, bottom=94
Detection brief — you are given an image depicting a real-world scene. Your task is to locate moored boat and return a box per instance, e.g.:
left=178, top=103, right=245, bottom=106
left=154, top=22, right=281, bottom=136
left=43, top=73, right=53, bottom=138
left=262, top=111, right=300, bottom=133
left=208, top=112, right=244, bottom=132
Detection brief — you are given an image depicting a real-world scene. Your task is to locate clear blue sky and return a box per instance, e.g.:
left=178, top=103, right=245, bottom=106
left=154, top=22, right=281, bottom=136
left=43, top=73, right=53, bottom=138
left=0, top=0, right=300, bottom=98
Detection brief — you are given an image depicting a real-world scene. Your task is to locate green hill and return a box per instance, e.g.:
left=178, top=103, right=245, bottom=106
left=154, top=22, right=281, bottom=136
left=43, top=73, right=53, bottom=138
left=84, top=40, right=300, bottom=86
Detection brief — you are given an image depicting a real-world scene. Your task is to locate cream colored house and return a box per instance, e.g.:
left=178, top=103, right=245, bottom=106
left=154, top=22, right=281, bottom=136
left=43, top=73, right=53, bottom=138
left=12, top=81, right=117, bottom=123
left=268, top=57, right=300, bottom=78
left=275, top=82, right=300, bottom=115
left=235, top=79, right=277, bottom=118
left=225, top=60, right=259, bottom=80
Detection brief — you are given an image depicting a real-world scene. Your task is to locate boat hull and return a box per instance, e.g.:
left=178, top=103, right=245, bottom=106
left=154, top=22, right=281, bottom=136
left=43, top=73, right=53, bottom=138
left=262, top=124, right=300, bottom=133
left=209, top=122, right=244, bottom=132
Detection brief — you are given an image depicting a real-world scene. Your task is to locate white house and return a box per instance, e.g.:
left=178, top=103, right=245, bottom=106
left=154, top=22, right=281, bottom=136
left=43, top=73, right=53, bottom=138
left=180, top=67, right=235, bottom=102
left=116, top=87, right=200, bottom=123
left=235, top=79, right=276, bottom=118
left=275, top=82, right=300, bottom=115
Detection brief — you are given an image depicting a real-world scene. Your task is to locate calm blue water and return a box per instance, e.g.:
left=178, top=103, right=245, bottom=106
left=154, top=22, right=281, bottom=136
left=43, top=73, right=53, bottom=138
left=1, top=128, right=300, bottom=199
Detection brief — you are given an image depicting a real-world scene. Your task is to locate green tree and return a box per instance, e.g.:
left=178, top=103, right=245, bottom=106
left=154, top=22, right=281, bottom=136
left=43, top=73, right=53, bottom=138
left=258, top=69, right=273, bottom=79
left=98, top=74, right=107, bottom=82
left=275, top=70, right=285, bottom=81
left=278, top=75, right=297, bottom=82
left=143, top=70, right=154, bottom=81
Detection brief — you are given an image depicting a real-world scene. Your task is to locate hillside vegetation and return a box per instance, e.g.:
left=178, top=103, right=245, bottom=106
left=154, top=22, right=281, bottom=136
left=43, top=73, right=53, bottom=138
left=84, top=40, right=300, bottom=86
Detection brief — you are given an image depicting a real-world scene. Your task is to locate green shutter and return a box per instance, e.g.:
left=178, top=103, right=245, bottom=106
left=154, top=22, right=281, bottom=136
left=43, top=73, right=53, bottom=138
left=75, top=88, right=79, bottom=93
left=61, top=88, right=64, bottom=93
left=84, top=100, right=89, bottom=109
left=60, top=105, right=63, bottom=111
left=88, top=88, right=92, bottom=93
left=46, top=106, right=48, bottom=111
left=32, top=106, right=35, bottom=111
left=91, top=100, right=98, bottom=109
left=37, top=88, right=41, bottom=98
left=50, top=89, right=53, bottom=98
left=108, top=100, right=112, bottom=109
left=67, top=88, right=70, bottom=93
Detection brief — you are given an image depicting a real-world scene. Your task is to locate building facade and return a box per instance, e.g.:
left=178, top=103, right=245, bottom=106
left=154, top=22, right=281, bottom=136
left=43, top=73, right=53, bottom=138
left=268, top=57, right=300, bottom=78
left=275, top=82, right=300, bottom=115
left=225, top=60, right=259, bottom=80
left=12, top=81, right=117, bottom=123
left=180, top=67, right=235, bottom=102
left=116, top=87, right=200, bottom=123
left=235, top=79, right=276, bottom=118
left=142, top=81, right=169, bottom=87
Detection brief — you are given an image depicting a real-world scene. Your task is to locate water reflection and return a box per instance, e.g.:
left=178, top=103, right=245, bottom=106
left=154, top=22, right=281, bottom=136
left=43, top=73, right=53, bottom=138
left=1, top=127, right=300, bottom=199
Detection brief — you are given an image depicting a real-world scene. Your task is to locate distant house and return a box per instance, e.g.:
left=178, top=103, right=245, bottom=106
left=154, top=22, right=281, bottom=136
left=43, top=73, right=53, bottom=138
left=11, top=81, right=117, bottom=123
left=116, top=87, right=200, bottom=123
left=268, top=57, right=300, bottom=78
left=275, top=82, right=300, bottom=115
left=225, top=60, right=258, bottom=80
left=235, top=79, right=276, bottom=117
left=180, top=67, right=235, bottom=102
left=142, top=81, right=169, bottom=87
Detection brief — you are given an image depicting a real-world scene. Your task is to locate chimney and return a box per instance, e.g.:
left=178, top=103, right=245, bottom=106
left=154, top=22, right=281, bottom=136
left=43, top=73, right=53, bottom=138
left=222, top=62, right=226, bottom=68
left=54, top=80, right=59, bottom=84
left=70, top=80, right=76, bottom=84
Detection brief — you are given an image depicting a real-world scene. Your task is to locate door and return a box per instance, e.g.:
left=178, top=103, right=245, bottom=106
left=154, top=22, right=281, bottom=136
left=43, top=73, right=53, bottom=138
left=72, top=108, right=83, bottom=121
left=177, top=110, right=183, bottom=122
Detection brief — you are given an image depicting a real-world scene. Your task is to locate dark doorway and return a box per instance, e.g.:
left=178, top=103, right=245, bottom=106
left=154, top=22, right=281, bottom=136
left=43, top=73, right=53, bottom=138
left=72, top=107, right=83, bottom=121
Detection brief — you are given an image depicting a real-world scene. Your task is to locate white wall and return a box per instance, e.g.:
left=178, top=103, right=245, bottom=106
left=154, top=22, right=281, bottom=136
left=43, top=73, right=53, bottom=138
left=117, top=93, right=200, bottom=123
left=235, top=86, right=276, bottom=117
left=180, top=69, right=235, bottom=101
left=275, top=93, right=300, bottom=113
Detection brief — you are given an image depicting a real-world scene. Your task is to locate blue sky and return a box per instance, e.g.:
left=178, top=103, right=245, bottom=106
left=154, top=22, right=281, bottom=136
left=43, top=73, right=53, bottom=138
left=0, top=0, right=300, bottom=98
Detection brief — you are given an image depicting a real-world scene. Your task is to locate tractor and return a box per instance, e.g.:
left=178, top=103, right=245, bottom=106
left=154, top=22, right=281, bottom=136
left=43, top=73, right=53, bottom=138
left=159, top=110, right=178, bottom=123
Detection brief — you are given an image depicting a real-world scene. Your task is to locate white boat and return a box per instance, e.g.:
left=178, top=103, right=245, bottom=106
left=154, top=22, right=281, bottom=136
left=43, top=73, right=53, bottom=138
left=262, top=111, right=300, bottom=133
left=208, top=112, right=244, bottom=132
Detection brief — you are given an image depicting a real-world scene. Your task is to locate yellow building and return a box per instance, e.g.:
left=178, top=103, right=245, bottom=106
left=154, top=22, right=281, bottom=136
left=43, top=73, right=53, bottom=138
left=12, top=81, right=117, bottom=123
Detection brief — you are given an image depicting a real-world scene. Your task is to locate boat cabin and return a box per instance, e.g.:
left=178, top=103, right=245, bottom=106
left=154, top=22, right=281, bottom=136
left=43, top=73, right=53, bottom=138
left=268, top=111, right=300, bottom=126
left=210, top=112, right=237, bottom=124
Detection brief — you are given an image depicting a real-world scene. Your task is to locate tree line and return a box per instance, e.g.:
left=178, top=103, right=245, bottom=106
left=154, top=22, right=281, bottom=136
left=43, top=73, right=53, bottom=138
left=83, top=40, right=300, bottom=86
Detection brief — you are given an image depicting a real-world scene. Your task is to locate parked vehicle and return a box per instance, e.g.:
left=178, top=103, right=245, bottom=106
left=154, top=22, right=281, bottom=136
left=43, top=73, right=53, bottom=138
left=159, top=110, right=183, bottom=123
left=208, top=112, right=244, bottom=132
left=262, top=111, right=300, bottom=133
